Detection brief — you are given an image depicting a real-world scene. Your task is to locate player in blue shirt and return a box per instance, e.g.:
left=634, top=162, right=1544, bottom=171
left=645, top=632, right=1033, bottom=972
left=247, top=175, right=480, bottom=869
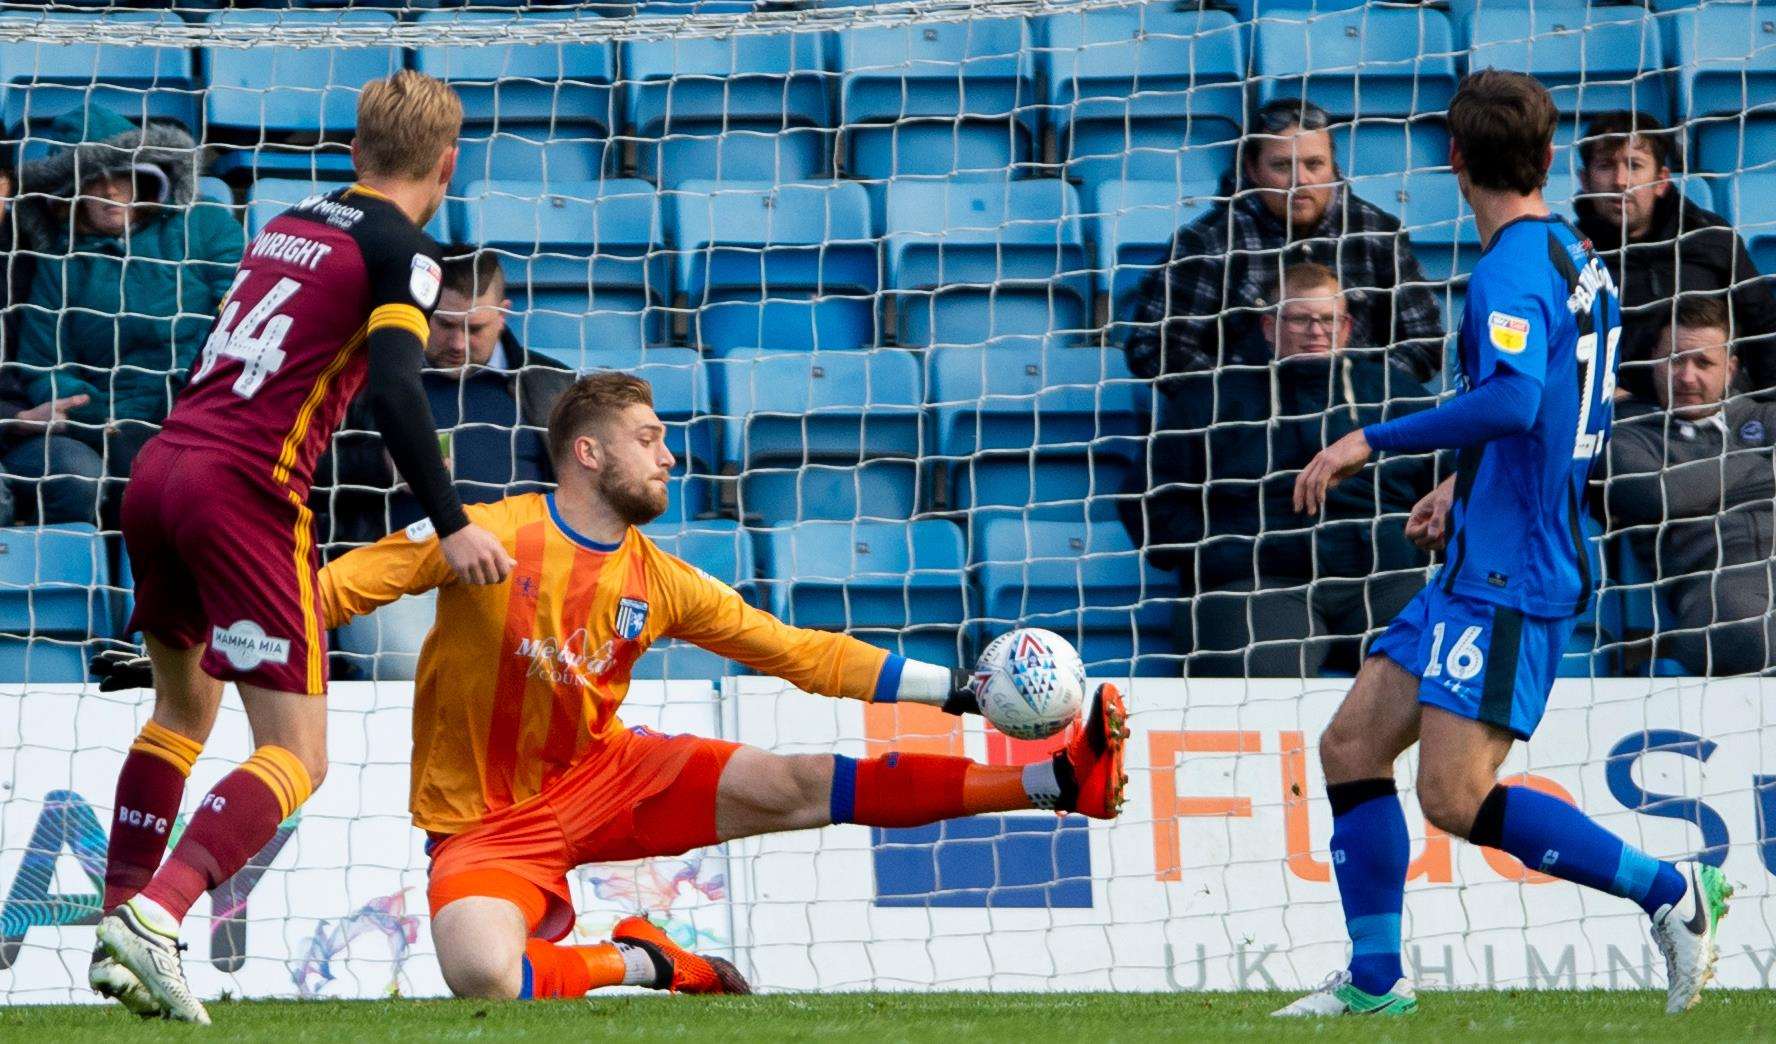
left=1276, top=70, right=1731, bottom=1017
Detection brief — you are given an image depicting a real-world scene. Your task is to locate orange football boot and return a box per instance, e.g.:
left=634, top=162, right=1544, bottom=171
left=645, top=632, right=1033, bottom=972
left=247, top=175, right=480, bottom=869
left=612, top=916, right=751, bottom=995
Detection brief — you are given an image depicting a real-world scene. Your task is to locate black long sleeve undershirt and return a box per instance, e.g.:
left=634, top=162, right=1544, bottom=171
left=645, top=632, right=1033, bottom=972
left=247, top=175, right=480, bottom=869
left=362, top=325, right=469, bottom=539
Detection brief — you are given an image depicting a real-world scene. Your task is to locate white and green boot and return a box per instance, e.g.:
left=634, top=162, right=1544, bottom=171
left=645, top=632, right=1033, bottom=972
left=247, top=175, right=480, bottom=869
left=1271, top=970, right=1417, bottom=1017
left=1652, top=860, right=1734, bottom=1014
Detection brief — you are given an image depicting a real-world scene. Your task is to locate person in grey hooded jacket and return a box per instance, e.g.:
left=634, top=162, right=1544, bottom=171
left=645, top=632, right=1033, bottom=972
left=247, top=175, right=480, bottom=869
left=10, top=106, right=244, bottom=517
left=1604, top=296, right=1776, bottom=675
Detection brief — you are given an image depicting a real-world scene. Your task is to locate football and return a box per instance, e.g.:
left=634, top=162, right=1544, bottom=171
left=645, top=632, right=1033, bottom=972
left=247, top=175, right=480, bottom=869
left=972, top=628, right=1088, bottom=740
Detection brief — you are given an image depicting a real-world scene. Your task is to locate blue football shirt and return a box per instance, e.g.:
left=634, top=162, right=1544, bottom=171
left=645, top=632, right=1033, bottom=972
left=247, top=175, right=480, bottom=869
left=1441, top=216, right=1622, bottom=618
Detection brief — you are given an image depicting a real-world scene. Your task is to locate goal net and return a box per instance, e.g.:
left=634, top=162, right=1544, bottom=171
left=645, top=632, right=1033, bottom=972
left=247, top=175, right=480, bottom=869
left=0, top=0, right=1771, bottom=1003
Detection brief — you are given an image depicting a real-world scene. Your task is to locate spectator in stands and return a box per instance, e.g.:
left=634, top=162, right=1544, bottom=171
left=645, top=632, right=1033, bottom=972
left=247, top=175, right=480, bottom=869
left=0, top=146, right=95, bottom=526
left=1127, top=263, right=1438, bottom=676
left=11, top=107, right=244, bottom=514
left=1603, top=297, right=1776, bottom=675
left=1124, top=98, right=1445, bottom=393
left=319, top=246, right=574, bottom=547
left=1574, top=110, right=1776, bottom=398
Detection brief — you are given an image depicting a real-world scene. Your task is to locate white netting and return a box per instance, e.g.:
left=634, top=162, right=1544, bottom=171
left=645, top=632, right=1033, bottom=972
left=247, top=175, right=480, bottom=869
left=0, top=0, right=1771, bottom=1004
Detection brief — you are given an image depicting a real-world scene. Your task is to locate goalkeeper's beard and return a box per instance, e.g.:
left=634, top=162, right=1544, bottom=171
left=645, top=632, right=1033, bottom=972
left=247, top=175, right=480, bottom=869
left=600, top=468, right=669, bottom=527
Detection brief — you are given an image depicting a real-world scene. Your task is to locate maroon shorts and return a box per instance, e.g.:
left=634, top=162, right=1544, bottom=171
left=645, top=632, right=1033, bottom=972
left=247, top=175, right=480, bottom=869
left=122, top=439, right=327, bottom=695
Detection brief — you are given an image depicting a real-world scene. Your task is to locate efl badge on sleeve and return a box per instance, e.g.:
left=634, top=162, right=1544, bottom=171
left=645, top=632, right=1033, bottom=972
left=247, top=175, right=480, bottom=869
left=615, top=597, right=650, bottom=641
left=1487, top=311, right=1530, bottom=354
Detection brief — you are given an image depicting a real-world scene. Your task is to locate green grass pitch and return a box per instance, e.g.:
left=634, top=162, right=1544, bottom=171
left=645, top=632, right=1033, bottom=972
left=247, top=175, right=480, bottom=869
left=5, top=991, right=1776, bottom=1041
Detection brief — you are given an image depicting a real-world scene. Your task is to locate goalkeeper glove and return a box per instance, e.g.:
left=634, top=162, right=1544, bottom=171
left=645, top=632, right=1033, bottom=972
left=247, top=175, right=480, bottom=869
left=941, top=667, right=981, bottom=716
left=90, top=648, right=154, bottom=693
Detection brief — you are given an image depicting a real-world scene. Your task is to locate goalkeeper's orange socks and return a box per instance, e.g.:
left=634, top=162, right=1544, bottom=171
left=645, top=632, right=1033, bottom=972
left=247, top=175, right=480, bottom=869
left=103, top=721, right=203, bottom=911
left=828, top=753, right=1053, bottom=827
left=519, top=939, right=664, bottom=998
left=139, top=745, right=313, bottom=921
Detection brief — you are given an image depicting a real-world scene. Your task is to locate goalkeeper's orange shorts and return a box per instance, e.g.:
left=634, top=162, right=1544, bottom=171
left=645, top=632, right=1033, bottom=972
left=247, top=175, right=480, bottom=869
left=425, top=725, right=740, bottom=941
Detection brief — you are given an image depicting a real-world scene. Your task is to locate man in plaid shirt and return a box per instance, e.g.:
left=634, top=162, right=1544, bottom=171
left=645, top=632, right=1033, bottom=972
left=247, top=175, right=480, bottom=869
left=1124, top=100, right=1446, bottom=386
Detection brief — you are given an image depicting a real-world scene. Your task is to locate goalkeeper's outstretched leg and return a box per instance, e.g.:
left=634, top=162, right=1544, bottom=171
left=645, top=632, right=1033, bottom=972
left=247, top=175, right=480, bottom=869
left=425, top=685, right=1128, bottom=1001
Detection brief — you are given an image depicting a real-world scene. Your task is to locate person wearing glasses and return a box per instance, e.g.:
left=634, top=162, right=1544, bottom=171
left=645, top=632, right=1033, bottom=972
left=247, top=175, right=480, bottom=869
left=1135, top=262, right=1439, bottom=677
left=1124, top=98, right=1445, bottom=390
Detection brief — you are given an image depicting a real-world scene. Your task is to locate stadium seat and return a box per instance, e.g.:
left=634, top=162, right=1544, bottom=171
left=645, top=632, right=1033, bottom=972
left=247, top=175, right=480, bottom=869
left=668, top=180, right=878, bottom=355
left=885, top=180, right=1091, bottom=353
left=1675, top=2, right=1776, bottom=121
left=1330, top=119, right=1451, bottom=179
left=452, top=179, right=665, bottom=356
left=973, top=518, right=1176, bottom=677
left=713, top=348, right=922, bottom=524
left=0, top=524, right=113, bottom=682
left=624, top=31, right=831, bottom=186
left=1467, top=4, right=1669, bottom=132
left=835, top=17, right=1037, bottom=181
left=928, top=346, right=1145, bottom=524
left=1693, top=117, right=1776, bottom=176
left=579, top=346, right=719, bottom=523
left=415, top=11, right=618, bottom=189
left=333, top=589, right=436, bottom=683
left=204, top=10, right=402, bottom=179
left=1348, top=169, right=1474, bottom=285
left=757, top=518, right=970, bottom=664
left=634, top=519, right=759, bottom=679
left=1719, top=171, right=1776, bottom=273
left=1037, top=6, right=1243, bottom=188
left=0, top=12, right=197, bottom=158
left=247, top=179, right=449, bottom=241
left=1255, top=8, right=1459, bottom=120
left=1085, top=178, right=1221, bottom=331
left=1229, top=0, right=1369, bottom=23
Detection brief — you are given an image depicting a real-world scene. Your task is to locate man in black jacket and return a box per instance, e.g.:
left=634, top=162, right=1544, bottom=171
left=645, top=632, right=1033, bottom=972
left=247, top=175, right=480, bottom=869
left=1604, top=296, right=1775, bottom=675
left=1126, top=263, right=1440, bottom=676
left=1574, top=110, right=1776, bottom=397
left=316, top=247, right=575, bottom=549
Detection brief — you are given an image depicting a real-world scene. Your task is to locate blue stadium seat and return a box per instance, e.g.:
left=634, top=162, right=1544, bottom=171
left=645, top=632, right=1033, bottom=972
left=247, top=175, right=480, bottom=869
left=1720, top=171, right=1776, bottom=273
left=415, top=11, right=618, bottom=189
left=885, top=180, right=1090, bottom=352
left=1693, top=117, right=1776, bottom=176
left=1675, top=2, right=1776, bottom=121
left=578, top=347, right=718, bottom=523
left=0, top=12, right=197, bottom=157
left=757, top=519, right=970, bottom=664
left=1331, top=120, right=1451, bottom=179
left=452, top=179, right=665, bottom=356
left=248, top=179, right=449, bottom=241
left=333, top=589, right=435, bottom=683
left=1467, top=4, right=1669, bottom=131
left=1037, top=6, right=1243, bottom=188
left=928, top=346, right=1145, bottom=524
left=669, top=180, right=877, bottom=355
left=835, top=17, right=1036, bottom=182
left=204, top=10, right=402, bottom=179
left=1230, top=0, right=1369, bottom=23
left=1348, top=169, right=1473, bottom=285
left=634, top=519, right=758, bottom=679
left=624, top=31, right=831, bottom=186
left=1086, top=178, right=1221, bottom=332
left=0, top=524, right=113, bottom=682
left=714, top=348, right=922, bottom=524
left=1255, top=8, right=1459, bottom=120
left=973, top=518, right=1176, bottom=677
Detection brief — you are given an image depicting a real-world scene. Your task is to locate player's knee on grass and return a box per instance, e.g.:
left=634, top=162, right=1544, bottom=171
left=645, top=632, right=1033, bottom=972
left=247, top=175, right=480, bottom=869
left=433, top=900, right=525, bottom=1000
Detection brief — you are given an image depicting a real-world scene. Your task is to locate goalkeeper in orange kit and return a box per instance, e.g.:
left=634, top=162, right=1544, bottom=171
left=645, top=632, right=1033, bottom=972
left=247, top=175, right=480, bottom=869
left=317, top=371, right=1126, bottom=999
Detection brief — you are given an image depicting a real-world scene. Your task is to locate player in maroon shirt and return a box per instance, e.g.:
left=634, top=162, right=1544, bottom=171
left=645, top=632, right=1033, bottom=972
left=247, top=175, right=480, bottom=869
left=90, top=72, right=513, bottom=1024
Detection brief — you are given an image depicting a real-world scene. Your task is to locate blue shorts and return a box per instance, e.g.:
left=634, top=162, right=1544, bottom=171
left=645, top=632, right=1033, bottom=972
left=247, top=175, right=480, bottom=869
left=1370, top=585, right=1577, bottom=740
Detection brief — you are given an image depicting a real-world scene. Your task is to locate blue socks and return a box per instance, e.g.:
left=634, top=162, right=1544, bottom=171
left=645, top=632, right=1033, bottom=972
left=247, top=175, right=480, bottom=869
left=1468, top=784, right=1686, bottom=917
left=1328, top=779, right=1409, bottom=996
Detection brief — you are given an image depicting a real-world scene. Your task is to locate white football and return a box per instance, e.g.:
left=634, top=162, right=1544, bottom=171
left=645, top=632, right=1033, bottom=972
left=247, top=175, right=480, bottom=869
left=973, top=628, right=1087, bottom=740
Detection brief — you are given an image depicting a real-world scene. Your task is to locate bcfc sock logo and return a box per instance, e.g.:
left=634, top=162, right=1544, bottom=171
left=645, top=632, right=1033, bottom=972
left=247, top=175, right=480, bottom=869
left=117, top=805, right=170, bottom=835
left=1332, top=848, right=1347, bottom=866
left=1540, top=849, right=1561, bottom=872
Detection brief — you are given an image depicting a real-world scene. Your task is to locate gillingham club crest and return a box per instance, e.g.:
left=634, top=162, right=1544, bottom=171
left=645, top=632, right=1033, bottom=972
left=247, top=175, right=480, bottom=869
left=614, top=597, right=650, bottom=641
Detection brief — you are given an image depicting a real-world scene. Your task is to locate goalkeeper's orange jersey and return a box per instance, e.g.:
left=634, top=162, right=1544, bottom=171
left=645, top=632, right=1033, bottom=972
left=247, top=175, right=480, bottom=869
left=319, top=492, right=892, bottom=834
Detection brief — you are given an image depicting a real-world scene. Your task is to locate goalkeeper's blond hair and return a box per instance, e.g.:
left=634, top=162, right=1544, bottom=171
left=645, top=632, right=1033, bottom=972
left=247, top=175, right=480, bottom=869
left=354, top=71, right=463, bottom=181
